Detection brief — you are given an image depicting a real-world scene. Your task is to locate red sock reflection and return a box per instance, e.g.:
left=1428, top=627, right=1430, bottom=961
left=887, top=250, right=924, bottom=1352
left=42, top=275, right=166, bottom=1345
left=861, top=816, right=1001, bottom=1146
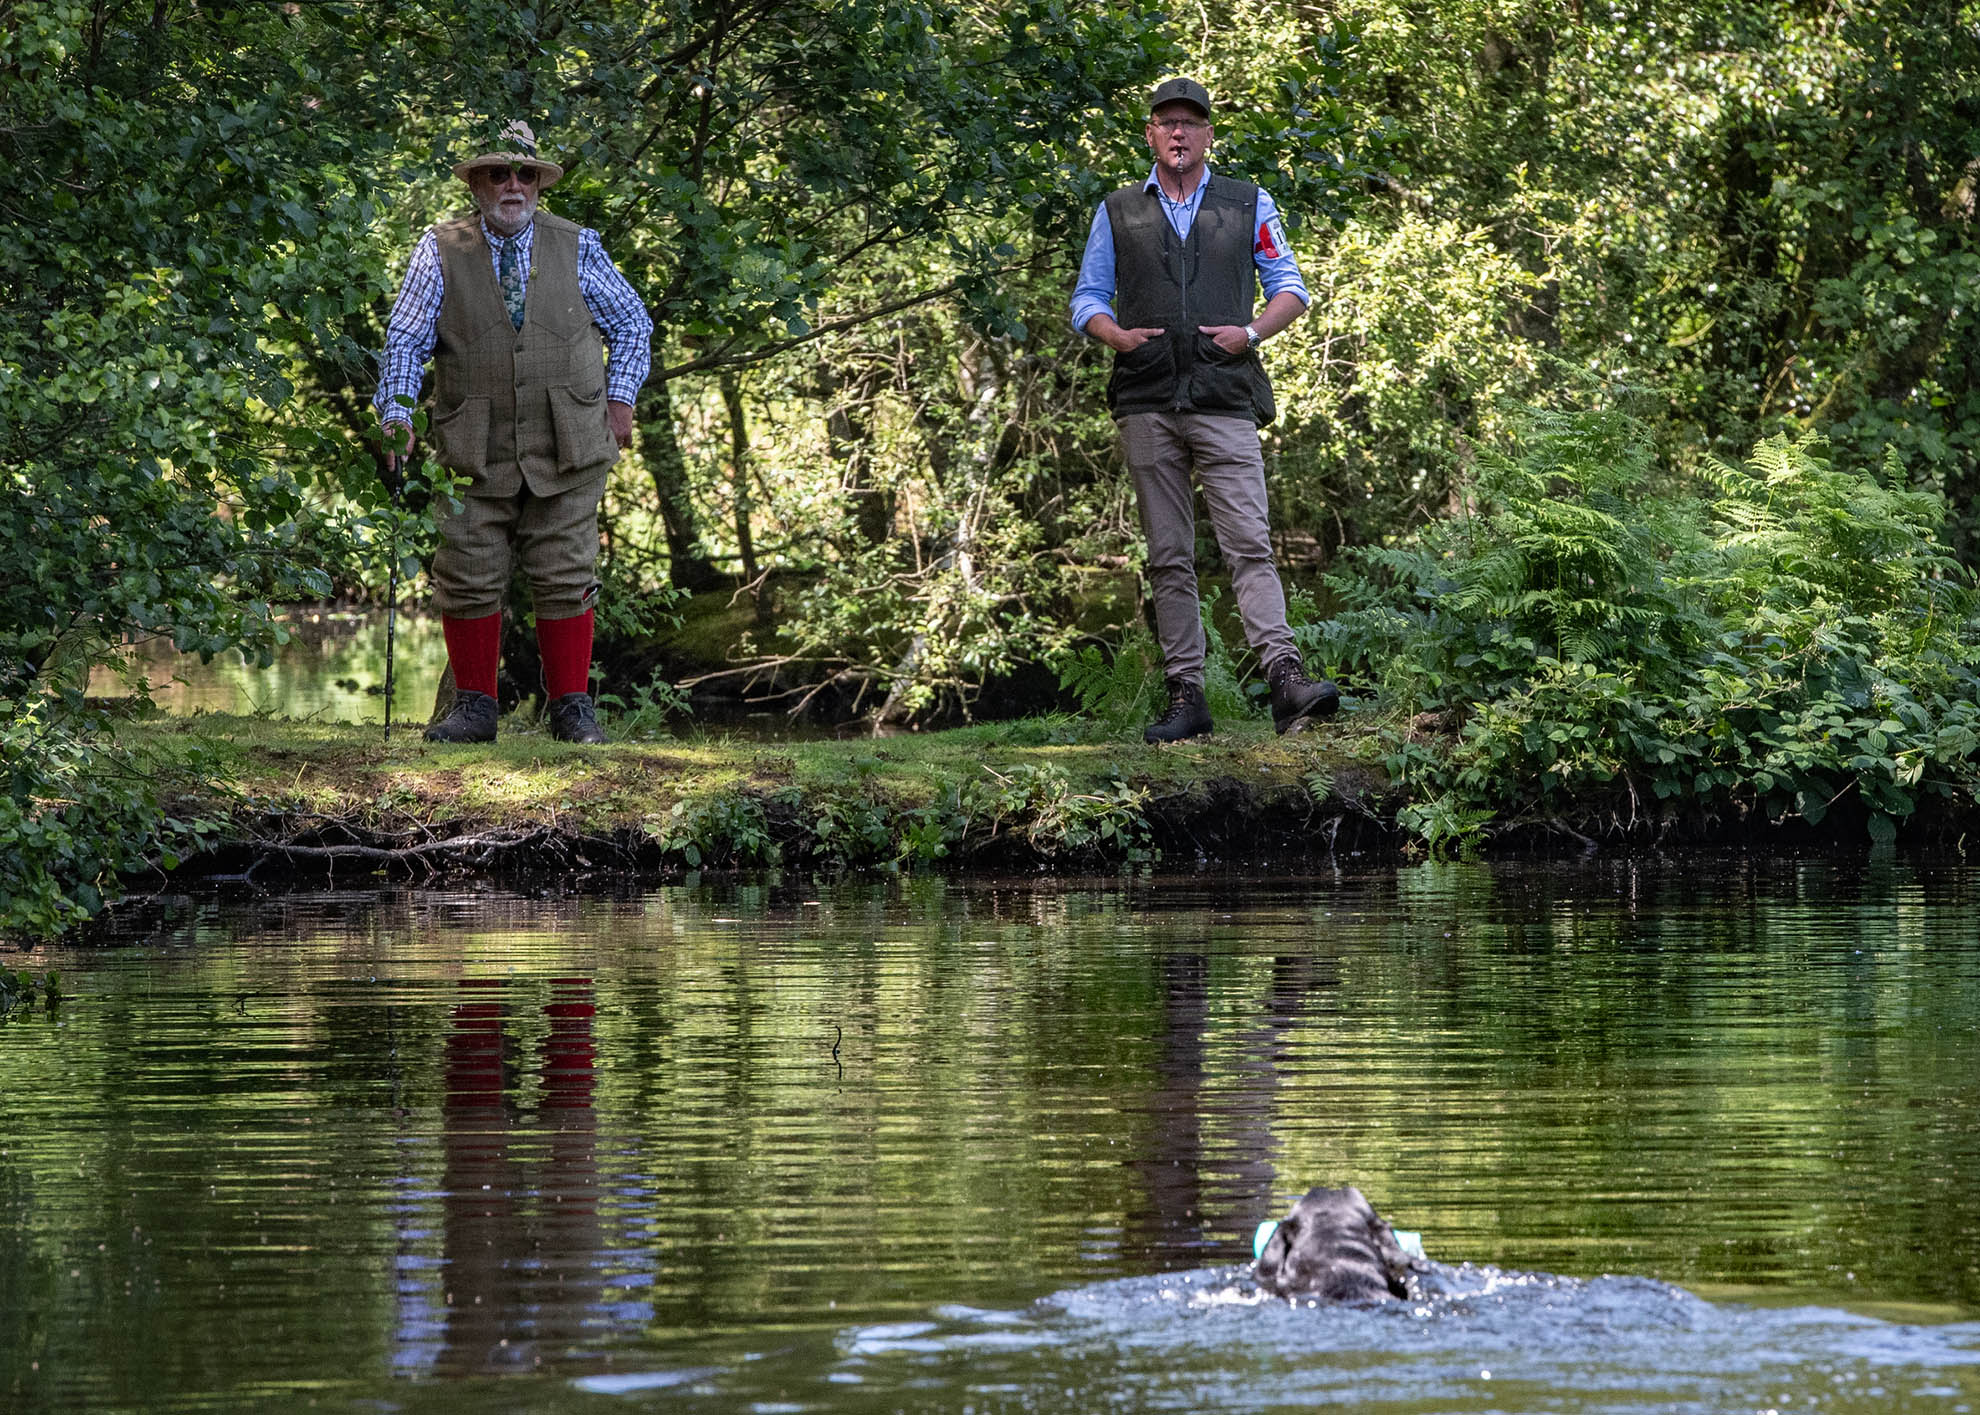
left=436, top=976, right=601, bottom=1374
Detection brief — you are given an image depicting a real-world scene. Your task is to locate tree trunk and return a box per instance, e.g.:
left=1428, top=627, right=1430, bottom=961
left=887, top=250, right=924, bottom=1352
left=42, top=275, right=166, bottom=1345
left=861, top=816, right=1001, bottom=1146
left=719, top=369, right=759, bottom=593
left=638, top=372, right=722, bottom=592
left=819, top=360, right=892, bottom=547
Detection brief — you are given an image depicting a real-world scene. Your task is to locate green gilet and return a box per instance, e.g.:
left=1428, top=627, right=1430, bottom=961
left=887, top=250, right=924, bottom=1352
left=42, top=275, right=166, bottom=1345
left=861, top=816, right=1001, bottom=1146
left=429, top=210, right=618, bottom=497
left=1101, top=173, right=1275, bottom=426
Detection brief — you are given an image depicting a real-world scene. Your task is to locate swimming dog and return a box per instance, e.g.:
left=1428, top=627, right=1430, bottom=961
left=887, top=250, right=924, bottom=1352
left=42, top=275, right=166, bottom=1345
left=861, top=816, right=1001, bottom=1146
left=1252, top=1185, right=1417, bottom=1301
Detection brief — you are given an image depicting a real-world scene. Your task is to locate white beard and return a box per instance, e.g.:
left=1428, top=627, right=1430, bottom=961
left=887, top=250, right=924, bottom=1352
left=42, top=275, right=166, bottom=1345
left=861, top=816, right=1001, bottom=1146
left=476, top=188, right=538, bottom=236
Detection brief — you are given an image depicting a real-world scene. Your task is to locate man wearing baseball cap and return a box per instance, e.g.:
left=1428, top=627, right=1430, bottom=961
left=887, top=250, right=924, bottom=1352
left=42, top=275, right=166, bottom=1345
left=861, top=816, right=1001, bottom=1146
left=375, top=119, right=653, bottom=745
left=1072, top=78, right=1339, bottom=743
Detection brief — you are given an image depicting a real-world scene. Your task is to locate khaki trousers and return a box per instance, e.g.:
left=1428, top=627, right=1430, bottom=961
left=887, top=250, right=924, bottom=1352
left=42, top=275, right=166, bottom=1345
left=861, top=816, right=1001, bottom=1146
left=429, top=473, right=607, bottom=621
left=1120, top=411, right=1297, bottom=687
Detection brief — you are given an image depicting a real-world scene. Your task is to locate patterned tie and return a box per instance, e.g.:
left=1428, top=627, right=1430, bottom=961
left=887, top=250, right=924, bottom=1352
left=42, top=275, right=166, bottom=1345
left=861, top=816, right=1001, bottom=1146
left=498, top=235, right=525, bottom=329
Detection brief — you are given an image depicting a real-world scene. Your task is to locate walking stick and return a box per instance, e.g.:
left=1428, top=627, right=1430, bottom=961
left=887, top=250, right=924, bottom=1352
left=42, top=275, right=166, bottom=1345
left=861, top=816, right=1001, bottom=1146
left=382, top=428, right=405, bottom=743
left=384, top=509, right=400, bottom=743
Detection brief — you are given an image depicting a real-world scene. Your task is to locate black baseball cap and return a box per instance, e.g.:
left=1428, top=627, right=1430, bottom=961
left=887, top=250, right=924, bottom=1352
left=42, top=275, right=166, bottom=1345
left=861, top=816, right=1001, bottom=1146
left=1148, top=77, right=1212, bottom=117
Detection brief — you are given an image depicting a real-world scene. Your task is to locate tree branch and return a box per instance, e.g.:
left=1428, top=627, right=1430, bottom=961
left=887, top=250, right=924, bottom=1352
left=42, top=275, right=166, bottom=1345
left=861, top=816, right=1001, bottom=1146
left=650, top=279, right=969, bottom=383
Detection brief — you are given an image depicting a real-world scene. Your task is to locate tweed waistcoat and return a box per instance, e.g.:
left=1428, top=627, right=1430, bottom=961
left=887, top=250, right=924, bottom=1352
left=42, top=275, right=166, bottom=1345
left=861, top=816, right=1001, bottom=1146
left=1102, top=173, right=1275, bottom=426
left=430, top=211, right=618, bottom=497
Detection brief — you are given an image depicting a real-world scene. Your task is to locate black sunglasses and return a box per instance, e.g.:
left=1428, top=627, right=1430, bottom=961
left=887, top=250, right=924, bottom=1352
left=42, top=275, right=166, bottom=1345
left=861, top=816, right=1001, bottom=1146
left=482, top=164, right=540, bottom=186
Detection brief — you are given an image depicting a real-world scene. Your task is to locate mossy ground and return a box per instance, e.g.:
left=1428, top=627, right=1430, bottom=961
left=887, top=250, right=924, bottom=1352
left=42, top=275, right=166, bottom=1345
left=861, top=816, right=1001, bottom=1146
left=125, top=705, right=1401, bottom=877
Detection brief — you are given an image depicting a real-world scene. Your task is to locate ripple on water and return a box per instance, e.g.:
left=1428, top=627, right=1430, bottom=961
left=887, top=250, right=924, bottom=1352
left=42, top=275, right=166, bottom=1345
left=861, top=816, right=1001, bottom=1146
left=829, top=1263, right=1980, bottom=1414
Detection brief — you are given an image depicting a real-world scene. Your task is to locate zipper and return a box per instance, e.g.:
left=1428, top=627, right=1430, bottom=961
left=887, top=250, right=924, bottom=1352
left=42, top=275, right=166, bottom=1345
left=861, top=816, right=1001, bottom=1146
left=1162, top=191, right=1194, bottom=412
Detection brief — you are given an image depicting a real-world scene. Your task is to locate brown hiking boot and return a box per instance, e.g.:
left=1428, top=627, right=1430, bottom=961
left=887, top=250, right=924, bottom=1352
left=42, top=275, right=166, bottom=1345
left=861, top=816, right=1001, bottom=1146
left=1266, top=657, right=1340, bottom=734
left=547, top=691, right=607, bottom=744
left=423, top=689, right=498, bottom=743
left=1143, top=678, right=1213, bottom=744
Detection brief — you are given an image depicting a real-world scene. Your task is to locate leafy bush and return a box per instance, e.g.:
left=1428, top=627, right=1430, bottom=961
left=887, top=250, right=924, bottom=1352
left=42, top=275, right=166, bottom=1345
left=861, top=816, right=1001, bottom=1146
left=0, top=703, right=219, bottom=940
left=1056, top=625, right=1166, bottom=732
left=647, top=792, right=779, bottom=868
left=599, top=666, right=695, bottom=738
left=963, top=763, right=1155, bottom=861
left=1322, top=407, right=1980, bottom=849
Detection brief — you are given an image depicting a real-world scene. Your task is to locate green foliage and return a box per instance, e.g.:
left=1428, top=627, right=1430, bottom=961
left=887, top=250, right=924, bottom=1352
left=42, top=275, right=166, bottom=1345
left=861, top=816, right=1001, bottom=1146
left=0, top=0, right=448, bottom=932
left=2, top=0, right=409, bottom=685
left=1193, top=587, right=1258, bottom=725
left=0, top=967, right=62, bottom=1022
left=630, top=760, right=1159, bottom=870
left=1328, top=406, right=1980, bottom=846
left=1248, top=0, right=1980, bottom=562
left=895, top=794, right=967, bottom=865
left=1056, top=626, right=1166, bottom=733
left=1055, top=587, right=1279, bottom=733
left=806, top=793, right=898, bottom=867
left=1394, top=795, right=1496, bottom=861
left=648, top=792, right=779, bottom=868
left=963, top=763, right=1155, bottom=861
left=598, top=667, right=694, bottom=737
left=0, top=702, right=220, bottom=940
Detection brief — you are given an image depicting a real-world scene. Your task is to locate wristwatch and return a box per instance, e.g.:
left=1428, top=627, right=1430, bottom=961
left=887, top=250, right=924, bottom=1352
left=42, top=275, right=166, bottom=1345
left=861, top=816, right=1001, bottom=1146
left=1244, top=324, right=1262, bottom=350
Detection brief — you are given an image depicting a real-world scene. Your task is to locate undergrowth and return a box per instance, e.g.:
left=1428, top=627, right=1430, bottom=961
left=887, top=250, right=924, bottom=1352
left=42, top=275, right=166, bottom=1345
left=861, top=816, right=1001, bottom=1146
left=1311, top=405, right=1980, bottom=852
left=642, top=761, right=1157, bottom=872
left=2, top=699, right=223, bottom=940
left=1055, top=585, right=1288, bottom=732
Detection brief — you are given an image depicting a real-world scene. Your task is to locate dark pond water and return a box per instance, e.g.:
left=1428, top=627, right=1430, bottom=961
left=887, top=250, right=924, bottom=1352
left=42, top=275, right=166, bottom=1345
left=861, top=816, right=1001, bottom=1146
left=3, top=858, right=1978, bottom=1412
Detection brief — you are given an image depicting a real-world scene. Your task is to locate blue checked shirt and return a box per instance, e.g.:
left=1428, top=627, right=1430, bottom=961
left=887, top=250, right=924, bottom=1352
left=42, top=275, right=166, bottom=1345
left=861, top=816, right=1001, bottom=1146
left=375, top=217, right=655, bottom=422
left=1070, top=166, right=1309, bottom=335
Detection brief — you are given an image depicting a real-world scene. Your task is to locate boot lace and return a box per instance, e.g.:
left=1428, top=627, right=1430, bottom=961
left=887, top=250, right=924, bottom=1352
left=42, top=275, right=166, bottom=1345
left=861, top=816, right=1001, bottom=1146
left=1151, top=684, right=1193, bottom=725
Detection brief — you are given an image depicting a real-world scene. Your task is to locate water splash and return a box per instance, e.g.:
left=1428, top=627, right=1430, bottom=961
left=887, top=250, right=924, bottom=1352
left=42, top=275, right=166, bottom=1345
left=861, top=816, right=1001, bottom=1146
left=834, top=1263, right=1980, bottom=1413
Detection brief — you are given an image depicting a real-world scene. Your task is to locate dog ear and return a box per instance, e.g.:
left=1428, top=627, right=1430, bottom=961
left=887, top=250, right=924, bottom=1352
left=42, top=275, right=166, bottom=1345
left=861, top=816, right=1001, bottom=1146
left=1256, top=1211, right=1296, bottom=1280
left=1370, top=1218, right=1421, bottom=1298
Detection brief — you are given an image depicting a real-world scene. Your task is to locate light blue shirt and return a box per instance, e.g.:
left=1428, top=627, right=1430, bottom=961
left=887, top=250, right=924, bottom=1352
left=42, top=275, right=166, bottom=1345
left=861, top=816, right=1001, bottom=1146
left=1069, top=166, right=1309, bottom=335
left=375, top=217, right=655, bottom=422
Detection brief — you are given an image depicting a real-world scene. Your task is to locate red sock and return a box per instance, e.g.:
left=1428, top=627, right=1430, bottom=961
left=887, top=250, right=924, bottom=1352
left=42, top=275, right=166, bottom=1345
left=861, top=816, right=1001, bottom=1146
left=536, top=608, right=594, bottom=699
left=442, top=612, right=502, bottom=698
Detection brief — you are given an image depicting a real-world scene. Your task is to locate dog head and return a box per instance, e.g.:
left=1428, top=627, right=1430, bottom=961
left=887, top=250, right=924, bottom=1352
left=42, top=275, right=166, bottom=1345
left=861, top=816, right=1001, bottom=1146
left=1253, top=1185, right=1411, bottom=1301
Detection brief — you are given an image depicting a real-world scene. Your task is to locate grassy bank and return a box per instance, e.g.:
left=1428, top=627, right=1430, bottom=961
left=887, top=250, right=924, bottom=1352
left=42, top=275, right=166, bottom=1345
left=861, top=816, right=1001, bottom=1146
left=126, top=707, right=1395, bottom=882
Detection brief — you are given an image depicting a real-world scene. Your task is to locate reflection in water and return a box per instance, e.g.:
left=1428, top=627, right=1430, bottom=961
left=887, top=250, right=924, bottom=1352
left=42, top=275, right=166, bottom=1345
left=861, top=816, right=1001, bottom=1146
left=1124, top=950, right=1213, bottom=1266
left=1123, top=949, right=1306, bottom=1266
left=83, top=611, right=446, bottom=723
left=401, top=977, right=610, bottom=1376
left=5, top=861, right=1980, bottom=1412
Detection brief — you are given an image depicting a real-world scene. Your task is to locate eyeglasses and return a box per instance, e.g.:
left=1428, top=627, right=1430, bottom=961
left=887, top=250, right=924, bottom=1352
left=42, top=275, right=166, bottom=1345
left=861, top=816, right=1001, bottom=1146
left=1148, top=117, right=1209, bottom=132
left=482, top=164, right=541, bottom=186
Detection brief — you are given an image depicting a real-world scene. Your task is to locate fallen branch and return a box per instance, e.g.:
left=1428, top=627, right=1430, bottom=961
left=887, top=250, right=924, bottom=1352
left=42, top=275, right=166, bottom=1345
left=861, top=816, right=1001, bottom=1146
left=244, top=826, right=572, bottom=882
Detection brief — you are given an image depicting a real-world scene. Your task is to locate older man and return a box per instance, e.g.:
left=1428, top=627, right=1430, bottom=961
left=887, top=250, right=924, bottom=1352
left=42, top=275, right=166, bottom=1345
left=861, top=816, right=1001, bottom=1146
left=377, top=120, right=653, bottom=744
left=1072, top=77, right=1339, bottom=743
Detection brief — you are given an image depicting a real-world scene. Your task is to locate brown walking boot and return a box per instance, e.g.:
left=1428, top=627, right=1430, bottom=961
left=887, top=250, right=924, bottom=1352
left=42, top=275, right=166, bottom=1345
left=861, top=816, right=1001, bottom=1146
left=1266, top=656, right=1340, bottom=734
left=1143, top=678, right=1213, bottom=744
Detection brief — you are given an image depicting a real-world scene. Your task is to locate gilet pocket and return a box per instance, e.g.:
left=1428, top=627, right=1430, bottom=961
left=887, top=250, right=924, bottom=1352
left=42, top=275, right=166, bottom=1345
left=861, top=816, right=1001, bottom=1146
left=1106, top=330, right=1172, bottom=405
left=1190, top=335, right=1271, bottom=423
left=548, top=385, right=618, bottom=474
left=429, top=395, right=490, bottom=475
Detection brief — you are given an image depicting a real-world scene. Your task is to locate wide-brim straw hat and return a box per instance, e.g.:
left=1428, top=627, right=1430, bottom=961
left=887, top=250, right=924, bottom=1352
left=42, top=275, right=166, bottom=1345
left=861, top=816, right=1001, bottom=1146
left=451, top=119, right=565, bottom=188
